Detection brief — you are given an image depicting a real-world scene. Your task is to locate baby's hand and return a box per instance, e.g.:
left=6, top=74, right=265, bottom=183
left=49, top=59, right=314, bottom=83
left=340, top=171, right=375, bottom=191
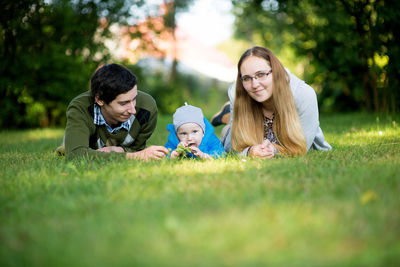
left=170, top=150, right=180, bottom=158
left=190, top=146, right=211, bottom=159
left=177, top=141, right=188, bottom=147
left=171, top=142, right=192, bottom=158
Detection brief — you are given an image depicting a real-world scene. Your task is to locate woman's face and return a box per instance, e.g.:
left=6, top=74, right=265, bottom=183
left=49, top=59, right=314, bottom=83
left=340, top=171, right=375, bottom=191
left=240, top=56, right=273, bottom=103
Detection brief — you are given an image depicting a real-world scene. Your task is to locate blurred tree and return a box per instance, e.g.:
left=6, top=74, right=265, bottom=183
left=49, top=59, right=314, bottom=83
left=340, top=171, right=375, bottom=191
left=162, top=0, right=193, bottom=82
left=123, top=0, right=194, bottom=113
left=0, top=0, right=144, bottom=128
left=232, top=0, right=400, bottom=112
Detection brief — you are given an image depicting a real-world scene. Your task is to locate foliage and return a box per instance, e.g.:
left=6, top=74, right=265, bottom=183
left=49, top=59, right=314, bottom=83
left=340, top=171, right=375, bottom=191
left=0, top=113, right=399, bottom=266
left=124, top=0, right=195, bottom=114
left=175, top=144, right=192, bottom=157
left=0, top=0, right=143, bottom=128
left=126, top=59, right=228, bottom=115
left=0, top=0, right=204, bottom=128
left=217, top=38, right=253, bottom=64
left=232, top=0, right=400, bottom=112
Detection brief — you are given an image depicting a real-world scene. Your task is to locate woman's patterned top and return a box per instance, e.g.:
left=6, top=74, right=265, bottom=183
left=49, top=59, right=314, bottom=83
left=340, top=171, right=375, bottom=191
left=263, top=115, right=277, bottom=144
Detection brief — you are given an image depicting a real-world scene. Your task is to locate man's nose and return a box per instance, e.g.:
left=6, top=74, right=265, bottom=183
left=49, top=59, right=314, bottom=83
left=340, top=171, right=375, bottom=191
left=128, top=102, right=136, bottom=114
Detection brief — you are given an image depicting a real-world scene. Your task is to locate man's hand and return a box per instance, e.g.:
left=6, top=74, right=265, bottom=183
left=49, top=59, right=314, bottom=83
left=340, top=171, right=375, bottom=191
left=248, top=139, right=275, bottom=159
left=126, top=145, right=169, bottom=161
left=97, top=146, right=125, bottom=153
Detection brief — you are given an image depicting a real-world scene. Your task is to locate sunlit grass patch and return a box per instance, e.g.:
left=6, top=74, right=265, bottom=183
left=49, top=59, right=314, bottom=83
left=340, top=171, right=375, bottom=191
left=0, top=113, right=399, bottom=266
left=327, top=127, right=399, bottom=147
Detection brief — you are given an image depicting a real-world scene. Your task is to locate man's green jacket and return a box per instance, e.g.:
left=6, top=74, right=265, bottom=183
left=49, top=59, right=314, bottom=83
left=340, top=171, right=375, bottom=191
left=64, top=90, right=157, bottom=160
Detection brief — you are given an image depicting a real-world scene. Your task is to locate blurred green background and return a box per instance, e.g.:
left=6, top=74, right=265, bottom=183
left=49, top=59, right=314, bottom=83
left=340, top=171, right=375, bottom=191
left=1, top=0, right=399, bottom=129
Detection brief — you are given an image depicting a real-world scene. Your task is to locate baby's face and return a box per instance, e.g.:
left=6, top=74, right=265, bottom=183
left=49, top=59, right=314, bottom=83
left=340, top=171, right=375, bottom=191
left=176, top=122, right=204, bottom=148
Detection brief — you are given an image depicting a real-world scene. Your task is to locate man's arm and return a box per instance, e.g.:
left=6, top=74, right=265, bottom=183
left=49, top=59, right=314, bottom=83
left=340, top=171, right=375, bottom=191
left=65, top=103, right=123, bottom=160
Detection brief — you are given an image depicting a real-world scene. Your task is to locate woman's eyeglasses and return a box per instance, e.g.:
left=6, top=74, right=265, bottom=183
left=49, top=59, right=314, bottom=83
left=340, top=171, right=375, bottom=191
left=240, top=69, right=272, bottom=85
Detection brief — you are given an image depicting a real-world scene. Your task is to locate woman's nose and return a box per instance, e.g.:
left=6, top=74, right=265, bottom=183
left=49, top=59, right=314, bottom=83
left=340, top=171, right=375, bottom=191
left=251, top=78, right=260, bottom=87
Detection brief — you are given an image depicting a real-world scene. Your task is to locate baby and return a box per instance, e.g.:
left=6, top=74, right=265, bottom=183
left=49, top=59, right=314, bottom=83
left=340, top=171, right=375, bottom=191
left=165, top=104, right=225, bottom=159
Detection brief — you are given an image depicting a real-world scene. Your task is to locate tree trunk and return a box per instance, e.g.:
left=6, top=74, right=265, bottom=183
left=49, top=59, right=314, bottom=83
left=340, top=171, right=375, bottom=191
left=362, top=71, right=372, bottom=111
left=370, top=70, right=379, bottom=112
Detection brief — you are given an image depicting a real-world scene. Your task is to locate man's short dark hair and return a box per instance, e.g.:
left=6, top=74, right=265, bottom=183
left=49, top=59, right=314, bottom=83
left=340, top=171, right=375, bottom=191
left=91, top=63, right=137, bottom=104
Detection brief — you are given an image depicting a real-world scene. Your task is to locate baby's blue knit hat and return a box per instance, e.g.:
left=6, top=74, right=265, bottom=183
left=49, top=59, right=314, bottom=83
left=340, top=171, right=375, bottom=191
left=173, top=104, right=205, bottom=133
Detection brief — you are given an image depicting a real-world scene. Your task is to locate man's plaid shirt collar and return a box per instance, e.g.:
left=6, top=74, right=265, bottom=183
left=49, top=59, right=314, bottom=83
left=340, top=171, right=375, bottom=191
left=94, top=104, right=132, bottom=134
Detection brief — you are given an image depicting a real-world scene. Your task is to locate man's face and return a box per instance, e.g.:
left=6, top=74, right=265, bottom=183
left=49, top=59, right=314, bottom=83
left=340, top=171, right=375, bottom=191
left=96, top=86, right=137, bottom=126
left=176, top=122, right=204, bottom=148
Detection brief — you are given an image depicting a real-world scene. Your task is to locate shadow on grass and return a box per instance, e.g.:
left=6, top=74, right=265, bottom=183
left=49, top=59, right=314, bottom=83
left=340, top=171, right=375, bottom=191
left=0, top=137, right=63, bottom=154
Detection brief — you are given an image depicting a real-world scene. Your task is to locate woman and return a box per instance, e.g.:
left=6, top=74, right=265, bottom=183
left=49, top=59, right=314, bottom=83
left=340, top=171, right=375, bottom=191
left=217, top=46, right=331, bottom=157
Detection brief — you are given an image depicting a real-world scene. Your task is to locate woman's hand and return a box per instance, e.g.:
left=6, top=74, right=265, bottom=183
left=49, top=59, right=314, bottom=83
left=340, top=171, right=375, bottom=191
left=248, top=140, right=275, bottom=159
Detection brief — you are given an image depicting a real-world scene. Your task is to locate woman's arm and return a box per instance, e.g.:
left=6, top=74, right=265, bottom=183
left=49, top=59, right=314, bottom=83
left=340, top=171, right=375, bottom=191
left=290, top=76, right=319, bottom=151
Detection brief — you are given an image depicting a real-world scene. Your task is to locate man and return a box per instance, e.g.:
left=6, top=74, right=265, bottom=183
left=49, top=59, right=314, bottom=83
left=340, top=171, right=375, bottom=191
left=64, top=63, right=169, bottom=160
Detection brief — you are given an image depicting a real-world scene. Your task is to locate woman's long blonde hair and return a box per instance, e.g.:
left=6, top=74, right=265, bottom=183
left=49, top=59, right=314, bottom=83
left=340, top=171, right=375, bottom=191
left=231, top=46, right=307, bottom=155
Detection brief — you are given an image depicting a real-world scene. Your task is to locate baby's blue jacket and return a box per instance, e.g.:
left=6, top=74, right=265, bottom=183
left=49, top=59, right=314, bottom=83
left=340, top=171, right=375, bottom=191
left=165, top=118, right=225, bottom=158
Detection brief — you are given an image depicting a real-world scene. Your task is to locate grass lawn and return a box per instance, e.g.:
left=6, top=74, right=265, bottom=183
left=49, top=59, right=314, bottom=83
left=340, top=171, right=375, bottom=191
left=0, top=113, right=399, bottom=266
